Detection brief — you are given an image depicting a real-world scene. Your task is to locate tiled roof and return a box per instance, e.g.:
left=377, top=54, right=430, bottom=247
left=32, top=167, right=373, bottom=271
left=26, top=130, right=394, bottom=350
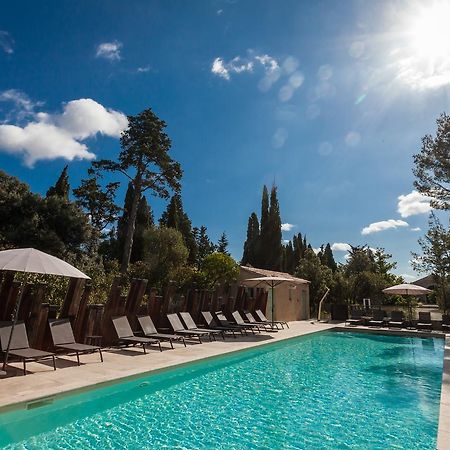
left=240, top=265, right=309, bottom=284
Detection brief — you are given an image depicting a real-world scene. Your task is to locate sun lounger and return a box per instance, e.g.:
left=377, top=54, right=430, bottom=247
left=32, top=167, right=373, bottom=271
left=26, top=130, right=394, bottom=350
left=167, top=314, right=210, bottom=343
left=345, top=309, right=363, bottom=326
left=255, top=309, right=289, bottom=329
left=368, top=310, right=386, bottom=327
left=201, top=311, right=241, bottom=337
left=232, top=311, right=263, bottom=332
left=112, top=316, right=161, bottom=353
left=245, top=312, right=279, bottom=331
left=417, top=312, right=432, bottom=331
left=388, top=310, right=405, bottom=328
left=179, top=312, right=225, bottom=340
left=215, top=312, right=250, bottom=335
left=137, top=315, right=186, bottom=348
left=442, top=314, right=450, bottom=332
left=0, top=321, right=56, bottom=375
left=49, top=319, right=103, bottom=365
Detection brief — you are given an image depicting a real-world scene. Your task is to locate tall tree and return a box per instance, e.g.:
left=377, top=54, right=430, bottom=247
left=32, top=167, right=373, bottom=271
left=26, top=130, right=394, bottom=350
left=160, top=193, right=197, bottom=264
left=320, top=243, right=337, bottom=272
left=92, top=108, right=182, bottom=273
left=73, top=173, right=120, bottom=253
left=413, top=113, right=450, bottom=209
left=116, top=182, right=135, bottom=263
left=46, top=165, right=70, bottom=200
left=217, top=232, right=229, bottom=255
left=130, top=195, right=154, bottom=263
left=242, top=212, right=260, bottom=266
left=195, top=225, right=216, bottom=265
left=258, top=185, right=270, bottom=266
left=265, top=185, right=283, bottom=270
left=412, top=213, right=450, bottom=312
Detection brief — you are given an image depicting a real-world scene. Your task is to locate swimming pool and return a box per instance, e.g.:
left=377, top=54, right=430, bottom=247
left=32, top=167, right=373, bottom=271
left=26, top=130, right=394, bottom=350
left=0, top=330, right=444, bottom=449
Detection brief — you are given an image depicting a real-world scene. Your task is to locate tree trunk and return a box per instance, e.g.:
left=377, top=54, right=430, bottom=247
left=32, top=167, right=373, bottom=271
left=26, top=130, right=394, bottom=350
left=120, top=181, right=141, bottom=273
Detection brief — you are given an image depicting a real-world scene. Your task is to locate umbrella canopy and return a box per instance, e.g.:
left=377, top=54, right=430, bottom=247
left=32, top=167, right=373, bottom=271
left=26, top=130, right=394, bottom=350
left=0, top=248, right=90, bottom=279
left=382, top=283, right=432, bottom=296
left=241, top=276, right=300, bottom=288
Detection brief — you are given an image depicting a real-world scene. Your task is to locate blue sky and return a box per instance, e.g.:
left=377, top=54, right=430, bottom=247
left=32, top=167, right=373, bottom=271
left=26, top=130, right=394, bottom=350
left=1, top=0, right=449, bottom=279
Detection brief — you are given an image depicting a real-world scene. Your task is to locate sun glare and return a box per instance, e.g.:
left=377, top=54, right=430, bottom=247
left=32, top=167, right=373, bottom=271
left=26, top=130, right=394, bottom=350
left=408, top=2, right=450, bottom=59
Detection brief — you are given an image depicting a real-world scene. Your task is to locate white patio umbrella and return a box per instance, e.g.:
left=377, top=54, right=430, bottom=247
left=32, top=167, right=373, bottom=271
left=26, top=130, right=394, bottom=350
left=241, top=276, right=300, bottom=325
left=0, top=248, right=90, bottom=375
left=382, top=283, right=432, bottom=328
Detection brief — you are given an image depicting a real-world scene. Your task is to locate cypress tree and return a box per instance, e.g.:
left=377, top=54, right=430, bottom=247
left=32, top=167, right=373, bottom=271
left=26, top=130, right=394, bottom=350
left=130, top=196, right=153, bottom=263
left=117, top=182, right=135, bottom=263
left=242, top=212, right=260, bottom=266
left=265, top=185, right=283, bottom=270
left=258, top=185, right=270, bottom=266
left=322, top=243, right=337, bottom=271
left=46, top=165, right=70, bottom=200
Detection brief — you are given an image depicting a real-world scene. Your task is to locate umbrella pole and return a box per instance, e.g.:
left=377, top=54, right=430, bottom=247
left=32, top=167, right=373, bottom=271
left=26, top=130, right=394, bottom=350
left=271, top=283, right=275, bottom=326
left=2, top=273, right=29, bottom=373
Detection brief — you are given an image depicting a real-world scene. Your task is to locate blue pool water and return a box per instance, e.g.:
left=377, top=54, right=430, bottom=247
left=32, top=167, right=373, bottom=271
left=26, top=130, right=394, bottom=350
left=0, top=331, right=444, bottom=449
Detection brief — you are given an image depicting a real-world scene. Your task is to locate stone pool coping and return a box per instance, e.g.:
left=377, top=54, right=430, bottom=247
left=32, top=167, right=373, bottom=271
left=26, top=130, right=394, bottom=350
left=0, top=321, right=448, bottom=449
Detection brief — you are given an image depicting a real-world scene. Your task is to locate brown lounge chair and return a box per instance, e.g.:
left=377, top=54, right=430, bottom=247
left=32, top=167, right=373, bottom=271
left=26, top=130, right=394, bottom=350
left=0, top=321, right=56, bottom=375
left=201, top=311, right=241, bottom=337
left=112, top=316, right=161, bottom=353
left=442, top=315, right=450, bottom=332
left=180, top=312, right=225, bottom=340
left=388, top=310, right=405, bottom=328
left=167, top=313, right=210, bottom=343
left=245, top=312, right=279, bottom=331
left=417, top=312, right=432, bottom=331
left=137, top=315, right=186, bottom=348
left=345, top=309, right=363, bottom=326
left=215, top=312, right=250, bottom=335
left=368, top=310, right=386, bottom=327
left=255, top=309, right=289, bottom=329
left=232, top=311, right=263, bottom=332
left=49, top=319, right=103, bottom=365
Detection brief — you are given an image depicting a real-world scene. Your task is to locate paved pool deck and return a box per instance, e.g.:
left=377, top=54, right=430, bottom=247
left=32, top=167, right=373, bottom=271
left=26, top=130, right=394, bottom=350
left=1, top=321, right=449, bottom=449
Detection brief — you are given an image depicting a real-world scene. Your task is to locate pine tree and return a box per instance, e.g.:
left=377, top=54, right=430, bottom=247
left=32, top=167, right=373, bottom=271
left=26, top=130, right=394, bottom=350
left=258, top=185, right=270, bottom=266
left=160, top=193, right=197, bottom=264
left=217, top=232, right=229, bottom=255
left=130, top=196, right=153, bottom=262
left=242, top=212, right=260, bottom=266
left=195, top=225, right=216, bottom=265
left=47, top=165, right=70, bottom=200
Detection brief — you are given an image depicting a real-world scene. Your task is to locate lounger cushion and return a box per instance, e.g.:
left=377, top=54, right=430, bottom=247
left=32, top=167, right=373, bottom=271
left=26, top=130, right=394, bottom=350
left=56, top=343, right=100, bottom=352
left=8, top=348, right=54, bottom=359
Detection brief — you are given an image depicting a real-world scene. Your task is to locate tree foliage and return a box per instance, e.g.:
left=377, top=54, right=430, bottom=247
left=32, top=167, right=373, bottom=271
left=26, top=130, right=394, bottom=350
left=413, top=113, right=450, bottom=210
left=46, top=165, right=70, bottom=200
left=200, top=252, right=239, bottom=289
left=411, top=213, right=450, bottom=311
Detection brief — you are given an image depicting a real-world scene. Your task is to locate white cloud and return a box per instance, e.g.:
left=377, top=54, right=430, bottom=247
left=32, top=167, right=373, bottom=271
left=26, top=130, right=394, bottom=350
left=361, top=219, right=409, bottom=235
left=331, top=242, right=351, bottom=252
left=281, top=223, right=295, bottom=232
left=136, top=66, right=150, bottom=73
left=0, top=31, right=14, bottom=54
left=401, top=273, right=416, bottom=281
left=397, top=190, right=432, bottom=218
left=410, top=227, right=421, bottom=232
left=0, top=89, right=37, bottom=112
left=211, top=58, right=230, bottom=80
left=0, top=98, right=127, bottom=166
left=211, top=53, right=278, bottom=82
left=313, top=248, right=321, bottom=254
left=96, top=41, right=122, bottom=61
